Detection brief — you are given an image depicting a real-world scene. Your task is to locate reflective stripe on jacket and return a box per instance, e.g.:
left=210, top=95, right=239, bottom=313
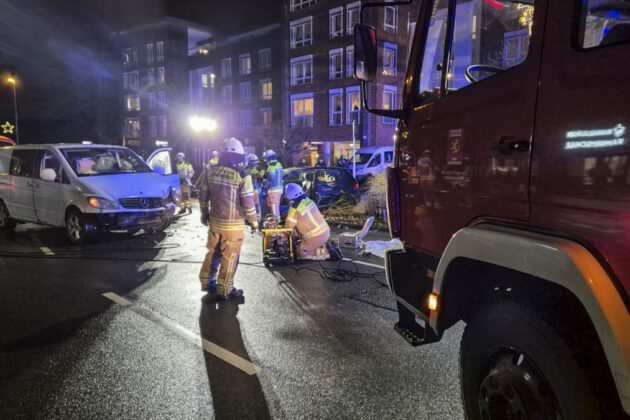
left=199, top=165, right=257, bottom=230
left=284, top=197, right=330, bottom=239
left=177, top=162, right=194, bottom=183
left=265, top=161, right=283, bottom=192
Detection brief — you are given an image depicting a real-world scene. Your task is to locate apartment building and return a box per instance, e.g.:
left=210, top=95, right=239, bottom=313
left=284, top=0, right=419, bottom=165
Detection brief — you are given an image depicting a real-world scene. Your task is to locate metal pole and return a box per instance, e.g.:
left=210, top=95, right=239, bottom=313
left=352, top=119, right=357, bottom=178
left=12, top=83, right=18, bottom=145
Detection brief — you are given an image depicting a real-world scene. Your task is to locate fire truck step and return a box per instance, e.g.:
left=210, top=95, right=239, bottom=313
left=394, top=321, right=441, bottom=347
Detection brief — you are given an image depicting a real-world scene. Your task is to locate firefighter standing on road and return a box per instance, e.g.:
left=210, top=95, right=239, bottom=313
left=176, top=152, right=194, bottom=214
left=208, top=150, right=219, bottom=167
left=199, top=138, right=258, bottom=300
left=284, top=183, right=342, bottom=261
left=263, top=149, right=283, bottom=221
left=246, top=153, right=264, bottom=221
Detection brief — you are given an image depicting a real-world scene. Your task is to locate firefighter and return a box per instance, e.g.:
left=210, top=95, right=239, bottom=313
left=246, top=153, right=264, bottom=221
left=263, top=149, right=283, bottom=221
left=208, top=150, right=219, bottom=167
left=176, top=152, right=194, bottom=214
left=284, top=183, right=343, bottom=261
left=199, top=138, right=258, bottom=299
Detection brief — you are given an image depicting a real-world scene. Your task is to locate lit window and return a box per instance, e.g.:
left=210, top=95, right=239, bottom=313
left=239, top=53, right=251, bottom=75
left=260, top=108, right=272, bottom=126
left=147, top=68, right=155, bottom=87
left=290, top=0, right=316, bottom=12
left=240, top=82, right=251, bottom=103
left=157, top=67, right=165, bottom=84
left=291, top=55, right=313, bottom=85
left=222, top=85, right=232, bottom=104
left=346, top=86, right=361, bottom=124
left=346, top=46, right=355, bottom=77
left=290, top=17, right=313, bottom=49
left=329, top=48, right=343, bottom=79
left=329, top=7, right=343, bottom=39
left=382, top=85, right=396, bottom=125
left=383, top=43, right=397, bottom=76
left=201, top=74, right=208, bottom=89
left=347, top=2, right=361, bottom=36
left=160, top=116, right=167, bottom=137
left=260, top=79, right=272, bottom=100
left=125, top=119, right=141, bottom=138
left=146, top=43, right=153, bottom=64
left=124, top=95, right=141, bottom=111
left=156, top=41, right=164, bottom=62
left=158, top=91, right=166, bottom=112
left=259, top=48, right=271, bottom=71
left=329, top=89, right=343, bottom=126
left=384, top=6, right=397, bottom=33
left=221, top=58, right=232, bottom=79
left=291, top=93, right=314, bottom=128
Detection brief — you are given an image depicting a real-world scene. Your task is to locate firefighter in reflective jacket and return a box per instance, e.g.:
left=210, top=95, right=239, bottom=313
left=208, top=150, right=219, bottom=167
left=263, top=149, right=283, bottom=221
left=199, top=138, right=259, bottom=300
left=284, top=183, right=343, bottom=261
left=246, top=153, right=264, bottom=221
left=176, top=152, right=194, bottom=214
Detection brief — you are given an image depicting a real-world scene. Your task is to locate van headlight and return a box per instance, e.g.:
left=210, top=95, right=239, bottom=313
left=170, top=187, right=181, bottom=204
left=87, top=197, right=119, bottom=210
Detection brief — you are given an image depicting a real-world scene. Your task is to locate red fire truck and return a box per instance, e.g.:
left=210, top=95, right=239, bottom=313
left=355, top=0, right=630, bottom=418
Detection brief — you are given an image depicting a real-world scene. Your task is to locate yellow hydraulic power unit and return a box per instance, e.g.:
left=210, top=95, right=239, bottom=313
left=261, top=228, right=294, bottom=267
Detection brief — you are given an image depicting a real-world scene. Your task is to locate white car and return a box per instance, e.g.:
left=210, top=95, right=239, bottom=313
left=349, top=146, right=394, bottom=181
left=0, top=144, right=181, bottom=243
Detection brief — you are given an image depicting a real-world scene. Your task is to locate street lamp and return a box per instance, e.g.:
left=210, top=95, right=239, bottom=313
left=188, top=116, right=217, bottom=133
left=6, top=76, right=18, bottom=145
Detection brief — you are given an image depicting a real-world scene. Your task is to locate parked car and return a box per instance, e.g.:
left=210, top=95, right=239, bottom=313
left=348, top=146, right=394, bottom=182
left=0, top=144, right=180, bottom=243
left=280, top=167, right=360, bottom=213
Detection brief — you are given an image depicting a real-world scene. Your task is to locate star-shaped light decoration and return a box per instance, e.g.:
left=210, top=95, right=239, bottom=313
left=1, top=122, right=15, bottom=134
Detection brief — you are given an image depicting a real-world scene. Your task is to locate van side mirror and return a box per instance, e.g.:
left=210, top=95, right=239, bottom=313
left=354, top=24, right=377, bottom=82
left=40, top=168, right=57, bottom=182
left=153, top=165, right=165, bottom=176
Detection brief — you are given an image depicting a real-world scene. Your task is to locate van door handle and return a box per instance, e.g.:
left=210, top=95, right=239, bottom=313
left=491, top=137, right=530, bottom=155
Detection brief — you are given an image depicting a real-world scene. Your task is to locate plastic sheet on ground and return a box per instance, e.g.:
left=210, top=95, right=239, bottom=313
left=362, top=238, right=404, bottom=259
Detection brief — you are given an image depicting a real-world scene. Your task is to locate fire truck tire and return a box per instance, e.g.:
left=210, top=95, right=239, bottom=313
left=460, top=301, right=602, bottom=420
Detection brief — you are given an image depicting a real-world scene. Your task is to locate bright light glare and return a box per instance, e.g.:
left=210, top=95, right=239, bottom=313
left=188, top=116, right=217, bottom=133
left=428, top=294, right=438, bottom=311
left=7, top=77, right=15, bottom=84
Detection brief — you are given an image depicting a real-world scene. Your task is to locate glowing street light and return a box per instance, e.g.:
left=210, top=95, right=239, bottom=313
left=6, top=76, right=18, bottom=144
left=188, top=116, right=217, bottom=133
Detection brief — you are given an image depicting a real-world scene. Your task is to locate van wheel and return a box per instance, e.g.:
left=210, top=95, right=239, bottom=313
left=0, top=200, right=17, bottom=232
left=143, top=215, right=172, bottom=234
left=460, top=301, right=602, bottom=420
left=66, top=208, right=88, bottom=245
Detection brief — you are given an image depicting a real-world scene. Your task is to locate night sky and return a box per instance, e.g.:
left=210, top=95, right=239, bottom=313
left=0, top=0, right=278, bottom=143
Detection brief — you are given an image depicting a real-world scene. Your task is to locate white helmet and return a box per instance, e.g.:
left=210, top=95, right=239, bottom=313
left=176, top=152, right=185, bottom=158
left=285, top=183, right=304, bottom=201
left=247, top=153, right=259, bottom=164
left=212, top=150, right=219, bottom=157
left=221, top=138, right=244, bottom=155
left=263, top=149, right=277, bottom=161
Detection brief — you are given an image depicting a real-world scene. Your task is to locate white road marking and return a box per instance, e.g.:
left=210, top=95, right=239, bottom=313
left=40, top=247, right=55, bottom=256
left=102, top=292, right=261, bottom=375
left=343, top=258, right=384, bottom=269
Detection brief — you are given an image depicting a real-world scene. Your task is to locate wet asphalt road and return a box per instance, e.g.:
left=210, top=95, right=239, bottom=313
left=0, top=207, right=465, bottom=419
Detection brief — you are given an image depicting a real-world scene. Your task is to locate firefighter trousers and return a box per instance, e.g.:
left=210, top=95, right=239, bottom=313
left=298, top=229, right=330, bottom=260
left=180, top=184, right=192, bottom=210
left=199, top=228, right=244, bottom=295
left=267, top=190, right=282, bottom=221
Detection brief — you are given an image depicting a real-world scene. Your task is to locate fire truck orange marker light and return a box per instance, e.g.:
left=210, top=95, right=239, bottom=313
left=428, top=294, right=438, bottom=311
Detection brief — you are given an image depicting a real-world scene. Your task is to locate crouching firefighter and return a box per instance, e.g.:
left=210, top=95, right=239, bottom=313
left=284, top=183, right=342, bottom=261
left=199, top=137, right=259, bottom=300
left=176, top=152, right=194, bottom=214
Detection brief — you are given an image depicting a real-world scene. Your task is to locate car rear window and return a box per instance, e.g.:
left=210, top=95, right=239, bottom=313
left=10, top=149, right=38, bottom=178
left=579, top=0, right=630, bottom=49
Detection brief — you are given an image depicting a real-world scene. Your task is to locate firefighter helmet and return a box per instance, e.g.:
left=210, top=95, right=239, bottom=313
left=286, top=183, right=304, bottom=201
left=176, top=152, right=185, bottom=159
left=221, top=138, right=245, bottom=155
left=247, top=153, right=259, bottom=165
left=263, top=149, right=277, bottom=161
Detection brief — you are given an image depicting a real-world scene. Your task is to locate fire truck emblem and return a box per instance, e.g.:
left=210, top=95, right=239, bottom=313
left=450, top=138, right=461, bottom=154
left=1, top=122, right=14, bottom=134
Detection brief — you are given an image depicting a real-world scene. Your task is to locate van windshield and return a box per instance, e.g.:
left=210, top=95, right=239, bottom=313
left=353, top=153, right=373, bottom=165
left=61, top=148, right=152, bottom=177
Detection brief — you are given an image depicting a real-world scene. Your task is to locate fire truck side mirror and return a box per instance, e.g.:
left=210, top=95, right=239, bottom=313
left=354, top=24, right=377, bottom=82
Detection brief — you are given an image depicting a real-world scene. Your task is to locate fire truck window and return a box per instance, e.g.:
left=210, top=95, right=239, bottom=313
left=579, top=0, right=630, bottom=49
left=446, top=0, right=535, bottom=92
left=417, top=0, right=448, bottom=105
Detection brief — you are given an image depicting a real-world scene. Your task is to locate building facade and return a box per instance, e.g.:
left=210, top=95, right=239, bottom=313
left=188, top=24, right=284, bottom=165
left=283, top=0, right=419, bottom=166
left=114, top=18, right=212, bottom=158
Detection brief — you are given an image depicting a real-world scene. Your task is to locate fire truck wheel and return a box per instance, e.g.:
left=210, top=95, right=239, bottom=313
left=460, top=301, right=602, bottom=420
